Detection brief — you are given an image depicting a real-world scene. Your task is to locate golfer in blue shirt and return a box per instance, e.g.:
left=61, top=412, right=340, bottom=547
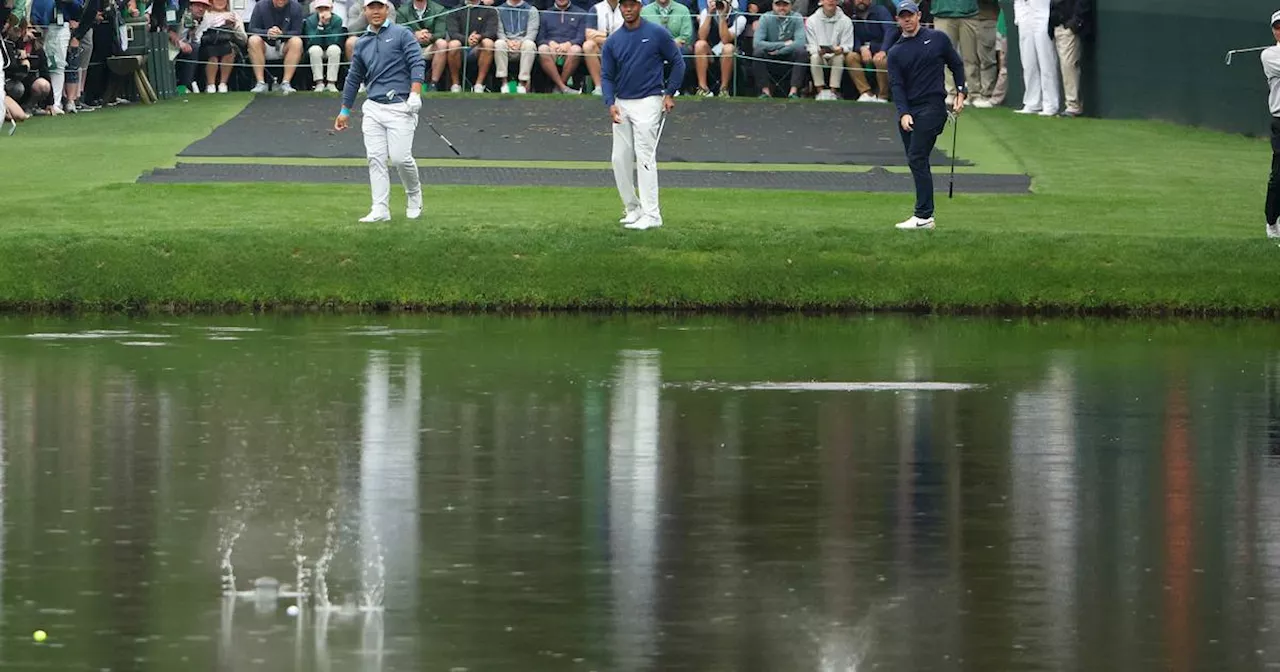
left=601, top=0, right=685, bottom=230
left=333, top=0, right=426, bottom=223
left=886, top=0, right=965, bottom=230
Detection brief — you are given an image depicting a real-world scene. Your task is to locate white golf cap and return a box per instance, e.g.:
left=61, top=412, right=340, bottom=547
left=364, top=0, right=389, bottom=7
left=1272, top=9, right=1280, bottom=26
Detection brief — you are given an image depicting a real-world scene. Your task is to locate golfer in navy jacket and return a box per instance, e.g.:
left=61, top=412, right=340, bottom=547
left=886, top=0, right=966, bottom=230
left=333, top=0, right=427, bottom=223
left=601, top=0, right=685, bottom=230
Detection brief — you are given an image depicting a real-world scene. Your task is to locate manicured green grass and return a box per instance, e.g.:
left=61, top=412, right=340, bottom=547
left=0, top=94, right=1275, bottom=314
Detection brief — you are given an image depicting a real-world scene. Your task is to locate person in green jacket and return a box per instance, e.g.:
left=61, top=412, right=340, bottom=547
left=927, top=0, right=977, bottom=105
left=396, top=0, right=454, bottom=91
left=750, top=0, right=805, bottom=98
left=639, top=0, right=691, bottom=92
left=304, top=0, right=344, bottom=91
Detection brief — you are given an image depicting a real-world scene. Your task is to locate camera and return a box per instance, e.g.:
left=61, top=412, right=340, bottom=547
left=714, top=0, right=728, bottom=10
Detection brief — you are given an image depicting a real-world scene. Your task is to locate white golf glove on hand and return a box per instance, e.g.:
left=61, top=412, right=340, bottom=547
left=407, top=92, right=422, bottom=114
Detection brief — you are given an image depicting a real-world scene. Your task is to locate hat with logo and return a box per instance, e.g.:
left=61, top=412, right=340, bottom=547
left=897, top=0, right=919, bottom=14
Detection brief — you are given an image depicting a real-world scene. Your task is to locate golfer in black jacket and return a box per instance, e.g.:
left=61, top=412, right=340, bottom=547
left=886, top=0, right=965, bottom=230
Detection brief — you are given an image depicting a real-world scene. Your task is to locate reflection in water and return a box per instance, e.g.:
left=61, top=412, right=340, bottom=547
left=2, top=316, right=1280, bottom=671
left=1010, top=356, right=1078, bottom=667
left=609, top=349, right=662, bottom=672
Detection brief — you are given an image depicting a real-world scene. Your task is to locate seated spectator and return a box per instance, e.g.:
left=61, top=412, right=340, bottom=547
left=447, top=0, right=499, bottom=91
left=805, top=0, right=851, bottom=99
left=751, top=0, right=804, bottom=98
left=172, top=0, right=209, bottom=93
left=196, top=0, right=246, bottom=92
left=844, top=0, right=890, bottom=101
left=4, top=19, right=55, bottom=114
left=639, top=0, right=692, bottom=88
left=304, top=0, right=343, bottom=91
left=693, top=0, right=744, bottom=96
left=536, top=0, right=584, bottom=93
left=581, top=0, right=619, bottom=94
left=494, top=0, right=537, bottom=92
left=397, top=0, right=456, bottom=91
left=246, top=0, right=304, bottom=94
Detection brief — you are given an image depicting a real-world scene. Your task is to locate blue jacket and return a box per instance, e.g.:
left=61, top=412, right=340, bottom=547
left=497, top=0, right=537, bottom=38
left=29, top=0, right=80, bottom=26
left=342, top=22, right=427, bottom=110
left=849, top=3, right=892, bottom=53
left=886, top=26, right=965, bottom=116
left=538, top=3, right=585, bottom=44
left=600, top=19, right=684, bottom=106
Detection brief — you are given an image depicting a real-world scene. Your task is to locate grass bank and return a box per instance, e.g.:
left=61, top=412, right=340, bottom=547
left=0, top=95, right=1276, bottom=314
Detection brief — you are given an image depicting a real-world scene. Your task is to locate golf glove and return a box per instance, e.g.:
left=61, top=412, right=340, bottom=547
left=407, top=92, right=421, bottom=114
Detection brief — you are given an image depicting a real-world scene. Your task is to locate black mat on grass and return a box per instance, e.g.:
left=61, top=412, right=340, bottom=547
left=179, top=95, right=973, bottom=167
left=140, top=162, right=1030, bottom=193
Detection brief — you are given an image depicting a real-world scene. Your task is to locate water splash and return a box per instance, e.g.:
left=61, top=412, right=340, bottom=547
left=219, top=519, right=246, bottom=596
left=291, top=519, right=312, bottom=606
left=313, top=507, right=339, bottom=610
left=361, top=531, right=386, bottom=612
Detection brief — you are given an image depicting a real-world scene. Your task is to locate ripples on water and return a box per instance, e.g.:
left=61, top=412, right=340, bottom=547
left=0, top=315, right=1278, bottom=671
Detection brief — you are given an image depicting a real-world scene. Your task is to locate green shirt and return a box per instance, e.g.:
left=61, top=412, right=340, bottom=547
left=929, top=0, right=977, bottom=18
left=640, top=1, right=691, bottom=45
left=303, top=11, right=345, bottom=48
left=395, top=0, right=450, bottom=39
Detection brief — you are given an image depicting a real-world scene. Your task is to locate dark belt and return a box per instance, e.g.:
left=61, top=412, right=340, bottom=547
left=366, top=93, right=403, bottom=105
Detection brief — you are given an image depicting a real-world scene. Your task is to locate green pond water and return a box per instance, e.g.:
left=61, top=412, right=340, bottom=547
left=0, top=314, right=1278, bottom=671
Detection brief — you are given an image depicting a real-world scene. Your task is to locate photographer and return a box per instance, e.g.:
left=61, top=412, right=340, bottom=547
left=246, top=0, right=304, bottom=93
left=692, top=0, right=744, bottom=96
left=4, top=20, right=57, bottom=114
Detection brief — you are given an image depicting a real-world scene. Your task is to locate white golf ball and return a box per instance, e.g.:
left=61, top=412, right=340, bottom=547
left=286, top=605, right=300, bottom=617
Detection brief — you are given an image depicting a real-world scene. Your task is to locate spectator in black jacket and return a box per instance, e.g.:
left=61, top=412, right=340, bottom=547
left=1049, top=0, right=1089, bottom=117
left=4, top=20, right=56, bottom=113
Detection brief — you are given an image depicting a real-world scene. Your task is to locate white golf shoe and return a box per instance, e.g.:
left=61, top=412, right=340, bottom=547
left=359, top=210, right=391, bottom=223
left=624, top=216, right=663, bottom=230
left=894, top=215, right=935, bottom=230
left=1267, top=222, right=1280, bottom=239
left=619, top=209, right=642, bottom=225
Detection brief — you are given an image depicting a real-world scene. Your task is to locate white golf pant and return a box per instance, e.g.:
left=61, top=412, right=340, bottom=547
left=611, top=95, right=664, bottom=220
left=361, top=98, right=422, bottom=214
left=43, top=23, right=69, bottom=107
left=1014, top=0, right=1060, bottom=113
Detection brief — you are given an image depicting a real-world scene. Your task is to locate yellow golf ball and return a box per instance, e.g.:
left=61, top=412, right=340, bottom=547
left=33, top=630, right=47, bottom=642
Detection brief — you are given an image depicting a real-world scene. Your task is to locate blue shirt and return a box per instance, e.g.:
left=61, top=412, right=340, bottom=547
left=29, top=0, right=79, bottom=26
left=599, top=18, right=685, bottom=106
left=850, top=3, right=893, bottom=53
left=886, top=26, right=965, bottom=116
left=342, top=22, right=427, bottom=110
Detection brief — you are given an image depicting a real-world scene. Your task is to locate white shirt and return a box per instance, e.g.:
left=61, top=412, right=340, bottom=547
left=1264, top=45, right=1280, bottom=116
left=590, top=0, right=622, bottom=36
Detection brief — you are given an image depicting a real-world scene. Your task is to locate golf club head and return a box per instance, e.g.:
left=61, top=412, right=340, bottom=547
left=6, top=118, right=15, bottom=136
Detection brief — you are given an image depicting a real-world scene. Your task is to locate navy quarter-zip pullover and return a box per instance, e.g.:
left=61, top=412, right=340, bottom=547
left=886, top=26, right=965, bottom=116
left=342, top=22, right=427, bottom=110
left=599, top=19, right=685, bottom=106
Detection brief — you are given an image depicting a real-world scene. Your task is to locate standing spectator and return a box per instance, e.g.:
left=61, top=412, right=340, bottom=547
left=601, top=0, right=682, bottom=229
left=750, top=0, right=804, bottom=98
left=1013, top=0, right=1057, bottom=115
left=692, top=0, right=743, bottom=96
left=844, top=0, right=890, bottom=101
left=927, top=0, right=975, bottom=106
left=448, top=0, right=499, bottom=91
left=537, top=0, right=585, bottom=93
left=1261, top=10, right=1280, bottom=239
left=305, top=0, right=343, bottom=91
left=582, top=0, right=621, bottom=94
left=1048, top=0, right=1088, bottom=116
left=965, top=0, right=996, bottom=106
left=494, top=0, right=537, bottom=92
left=247, top=0, right=304, bottom=94
left=989, top=1, right=1005, bottom=103
left=28, top=0, right=75, bottom=113
left=397, top=0, right=453, bottom=91
left=804, top=0, right=851, bottom=100
left=196, top=0, right=245, bottom=92
left=171, top=0, right=208, bottom=93
left=886, top=0, right=964, bottom=230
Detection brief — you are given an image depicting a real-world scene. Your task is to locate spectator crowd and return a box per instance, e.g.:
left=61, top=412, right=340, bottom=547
left=3, top=0, right=1092, bottom=125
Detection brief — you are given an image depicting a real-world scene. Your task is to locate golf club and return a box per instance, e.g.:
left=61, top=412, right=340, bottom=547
left=948, top=112, right=958, bottom=199
left=6, top=117, right=16, bottom=136
left=427, top=121, right=461, bottom=156
left=1225, top=45, right=1270, bottom=65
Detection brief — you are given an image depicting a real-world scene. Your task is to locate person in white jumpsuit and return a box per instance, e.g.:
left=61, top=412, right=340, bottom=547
left=600, top=0, right=685, bottom=230
left=333, top=0, right=426, bottom=222
left=1013, top=0, right=1058, bottom=116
